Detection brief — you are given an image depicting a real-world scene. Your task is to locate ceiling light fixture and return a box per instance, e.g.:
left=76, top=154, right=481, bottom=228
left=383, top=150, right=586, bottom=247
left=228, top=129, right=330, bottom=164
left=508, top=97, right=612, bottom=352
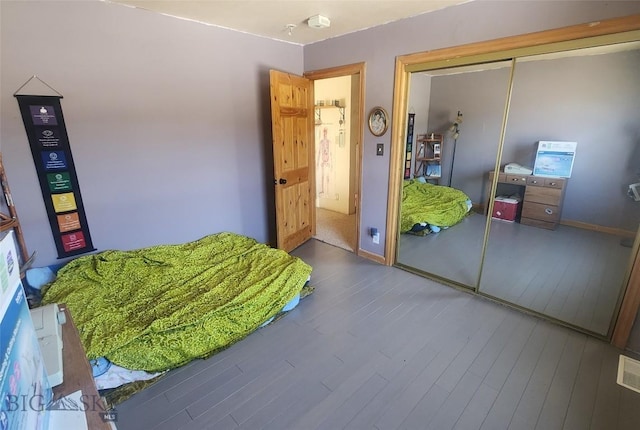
left=285, top=24, right=296, bottom=36
left=308, top=14, right=330, bottom=29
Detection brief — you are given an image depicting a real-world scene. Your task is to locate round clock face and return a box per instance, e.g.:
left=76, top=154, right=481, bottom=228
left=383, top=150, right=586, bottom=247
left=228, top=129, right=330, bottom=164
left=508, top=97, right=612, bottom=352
left=369, top=107, right=388, bottom=136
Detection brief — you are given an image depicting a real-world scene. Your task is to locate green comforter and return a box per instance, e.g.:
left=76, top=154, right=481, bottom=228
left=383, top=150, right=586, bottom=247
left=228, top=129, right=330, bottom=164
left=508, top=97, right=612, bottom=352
left=41, top=232, right=312, bottom=372
left=401, top=180, right=471, bottom=232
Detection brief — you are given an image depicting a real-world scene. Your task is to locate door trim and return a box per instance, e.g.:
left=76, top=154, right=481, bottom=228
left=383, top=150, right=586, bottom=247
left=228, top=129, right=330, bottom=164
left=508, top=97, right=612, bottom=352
left=385, top=14, right=640, bottom=346
left=305, top=62, right=366, bottom=256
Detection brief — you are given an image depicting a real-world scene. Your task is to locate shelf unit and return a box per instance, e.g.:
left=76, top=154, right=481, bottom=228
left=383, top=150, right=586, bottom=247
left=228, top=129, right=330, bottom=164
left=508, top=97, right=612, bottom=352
left=315, top=103, right=346, bottom=126
left=0, top=152, right=31, bottom=272
left=414, top=133, right=443, bottom=183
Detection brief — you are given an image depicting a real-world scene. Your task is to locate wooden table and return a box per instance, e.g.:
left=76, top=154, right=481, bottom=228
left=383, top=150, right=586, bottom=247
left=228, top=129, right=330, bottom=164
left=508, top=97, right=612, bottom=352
left=52, top=304, right=113, bottom=430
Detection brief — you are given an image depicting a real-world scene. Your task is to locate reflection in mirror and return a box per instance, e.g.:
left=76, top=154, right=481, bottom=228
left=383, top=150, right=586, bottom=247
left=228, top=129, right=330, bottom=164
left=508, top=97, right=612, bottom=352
left=479, top=42, right=640, bottom=335
left=396, top=61, right=511, bottom=287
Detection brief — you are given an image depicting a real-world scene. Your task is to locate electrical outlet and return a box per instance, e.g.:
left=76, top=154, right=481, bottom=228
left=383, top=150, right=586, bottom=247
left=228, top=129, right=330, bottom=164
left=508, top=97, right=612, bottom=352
left=370, top=227, right=380, bottom=244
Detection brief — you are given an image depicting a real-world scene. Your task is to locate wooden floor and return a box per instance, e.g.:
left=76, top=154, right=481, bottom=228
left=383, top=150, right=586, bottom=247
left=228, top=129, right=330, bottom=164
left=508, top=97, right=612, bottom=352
left=116, top=239, right=640, bottom=430
left=397, top=213, right=632, bottom=336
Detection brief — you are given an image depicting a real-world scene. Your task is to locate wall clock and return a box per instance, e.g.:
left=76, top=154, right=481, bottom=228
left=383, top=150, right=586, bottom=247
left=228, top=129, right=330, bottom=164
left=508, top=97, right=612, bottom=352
left=368, top=106, right=389, bottom=137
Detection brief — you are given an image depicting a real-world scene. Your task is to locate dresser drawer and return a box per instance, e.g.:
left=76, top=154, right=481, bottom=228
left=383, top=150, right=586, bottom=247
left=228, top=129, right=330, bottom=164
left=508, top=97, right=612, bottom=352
left=520, top=217, right=557, bottom=230
left=524, top=186, right=562, bottom=206
left=544, top=178, right=565, bottom=189
left=521, top=202, right=560, bottom=222
left=505, top=174, right=528, bottom=184
left=526, top=176, right=565, bottom=188
left=526, top=177, right=544, bottom=186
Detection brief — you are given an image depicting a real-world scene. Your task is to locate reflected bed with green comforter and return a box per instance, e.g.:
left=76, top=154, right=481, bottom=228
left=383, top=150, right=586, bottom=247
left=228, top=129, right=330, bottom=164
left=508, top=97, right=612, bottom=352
left=41, top=232, right=312, bottom=372
left=401, top=179, right=472, bottom=234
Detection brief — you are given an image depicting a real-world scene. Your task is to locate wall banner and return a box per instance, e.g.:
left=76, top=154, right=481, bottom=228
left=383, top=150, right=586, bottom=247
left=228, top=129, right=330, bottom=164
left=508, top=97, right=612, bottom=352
left=15, top=95, right=95, bottom=258
left=404, top=113, right=415, bottom=179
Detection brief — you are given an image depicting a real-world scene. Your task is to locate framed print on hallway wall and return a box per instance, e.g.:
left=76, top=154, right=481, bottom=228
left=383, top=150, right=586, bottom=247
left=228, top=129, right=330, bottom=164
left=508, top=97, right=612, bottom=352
left=368, top=106, right=388, bottom=137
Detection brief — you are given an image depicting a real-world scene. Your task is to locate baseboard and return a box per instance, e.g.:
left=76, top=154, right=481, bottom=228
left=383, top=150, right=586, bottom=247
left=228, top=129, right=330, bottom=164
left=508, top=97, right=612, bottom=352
left=358, top=248, right=387, bottom=265
left=560, top=219, right=636, bottom=238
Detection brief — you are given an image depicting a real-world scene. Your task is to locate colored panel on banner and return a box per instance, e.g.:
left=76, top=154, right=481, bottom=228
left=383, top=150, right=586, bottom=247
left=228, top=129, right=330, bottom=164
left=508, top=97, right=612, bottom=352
left=17, top=95, right=95, bottom=258
left=61, top=231, right=86, bottom=252
left=47, top=172, right=72, bottom=192
left=37, top=128, right=62, bottom=149
left=57, top=213, right=81, bottom=232
left=41, top=151, right=67, bottom=170
left=51, top=192, right=77, bottom=213
left=30, top=105, right=58, bottom=125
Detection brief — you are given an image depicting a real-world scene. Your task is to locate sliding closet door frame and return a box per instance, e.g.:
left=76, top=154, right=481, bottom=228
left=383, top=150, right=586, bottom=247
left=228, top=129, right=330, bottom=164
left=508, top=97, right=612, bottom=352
left=386, top=14, right=640, bottom=345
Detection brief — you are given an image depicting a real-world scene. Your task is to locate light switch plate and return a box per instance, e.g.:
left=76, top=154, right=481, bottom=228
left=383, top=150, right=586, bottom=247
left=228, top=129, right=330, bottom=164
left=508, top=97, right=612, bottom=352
left=376, top=143, right=384, bottom=156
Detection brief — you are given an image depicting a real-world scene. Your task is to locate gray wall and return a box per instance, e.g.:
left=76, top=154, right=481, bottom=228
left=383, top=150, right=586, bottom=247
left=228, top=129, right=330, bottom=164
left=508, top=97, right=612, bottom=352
left=1, top=0, right=302, bottom=266
left=407, top=74, right=431, bottom=178
left=427, top=66, right=511, bottom=201
left=303, top=0, right=640, bottom=255
left=508, top=51, right=640, bottom=230
left=425, top=50, right=640, bottom=230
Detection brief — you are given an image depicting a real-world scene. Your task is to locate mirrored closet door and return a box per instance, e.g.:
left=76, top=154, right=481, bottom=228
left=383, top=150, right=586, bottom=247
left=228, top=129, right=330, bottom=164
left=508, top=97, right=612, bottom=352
left=392, top=27, right=640, bottom=338
left=396, top=61, right=511, bottom=288
left=479, top=42, right=640, bottom=336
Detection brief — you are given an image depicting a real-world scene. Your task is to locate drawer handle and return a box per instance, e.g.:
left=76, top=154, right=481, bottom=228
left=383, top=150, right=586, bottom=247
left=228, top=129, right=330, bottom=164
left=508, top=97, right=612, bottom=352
left=545, top=208, right=554, bottom=215
left=549, top=182, right=557, bottom=186
left=531, top=180, right=538, bottom=184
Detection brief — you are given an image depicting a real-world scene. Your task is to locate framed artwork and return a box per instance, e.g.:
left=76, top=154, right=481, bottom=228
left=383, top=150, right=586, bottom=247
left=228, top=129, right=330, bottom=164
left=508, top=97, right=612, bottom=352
left=533, top=141, right=577, bottom=178
left=368, top=106, right=389, bottom=137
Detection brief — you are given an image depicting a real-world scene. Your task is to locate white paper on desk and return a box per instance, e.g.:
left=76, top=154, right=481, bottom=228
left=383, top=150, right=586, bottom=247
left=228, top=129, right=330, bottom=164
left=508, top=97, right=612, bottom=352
left=48, top=389, right=89, bottom=430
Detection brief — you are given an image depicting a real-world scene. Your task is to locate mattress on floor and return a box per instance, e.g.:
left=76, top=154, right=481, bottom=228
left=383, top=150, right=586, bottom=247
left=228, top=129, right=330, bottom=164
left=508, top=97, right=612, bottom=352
left=41, top=232, right=312, bottom=372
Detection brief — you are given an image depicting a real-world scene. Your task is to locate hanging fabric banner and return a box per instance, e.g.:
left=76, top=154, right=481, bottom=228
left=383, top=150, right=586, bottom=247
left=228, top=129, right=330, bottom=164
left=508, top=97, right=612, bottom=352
left=15, top=95, right=95, bottom=258
left=404, top=113, right=415, bottom=179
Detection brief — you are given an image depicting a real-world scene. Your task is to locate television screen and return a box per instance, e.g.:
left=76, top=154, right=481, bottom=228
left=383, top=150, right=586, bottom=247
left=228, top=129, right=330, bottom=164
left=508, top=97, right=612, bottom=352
left=533, top=141, right=577, bottom=178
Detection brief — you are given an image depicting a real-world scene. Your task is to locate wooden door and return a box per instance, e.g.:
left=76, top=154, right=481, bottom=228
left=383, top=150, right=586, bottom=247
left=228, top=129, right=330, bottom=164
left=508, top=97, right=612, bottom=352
left=269, top=70, right=314, bottom=251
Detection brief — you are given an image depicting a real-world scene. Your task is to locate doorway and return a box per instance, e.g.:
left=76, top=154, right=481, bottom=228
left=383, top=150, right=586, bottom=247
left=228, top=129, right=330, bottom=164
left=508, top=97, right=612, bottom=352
left=305, top=63, right=364, bottom=254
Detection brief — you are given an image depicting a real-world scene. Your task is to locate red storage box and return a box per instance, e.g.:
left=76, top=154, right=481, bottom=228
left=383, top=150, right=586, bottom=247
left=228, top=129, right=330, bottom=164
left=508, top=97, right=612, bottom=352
left=492, top=196, right=520, bottom=222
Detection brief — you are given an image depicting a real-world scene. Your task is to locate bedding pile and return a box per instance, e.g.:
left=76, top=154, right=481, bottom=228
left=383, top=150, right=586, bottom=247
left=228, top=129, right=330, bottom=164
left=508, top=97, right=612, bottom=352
left=401, top=179, right=472, bottom=233
left=41, top=232, right=312, bottom=372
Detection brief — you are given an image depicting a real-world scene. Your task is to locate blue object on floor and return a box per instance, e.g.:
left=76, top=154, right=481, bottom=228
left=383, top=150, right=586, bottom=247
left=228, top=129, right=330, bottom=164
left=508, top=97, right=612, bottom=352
left=90, top=357, right=112, bottom=377
left=259, top=292, right=301, bottom=327
left=25, top=267, right=56, bottom=290
left=282, top=293, right=300, bottom=312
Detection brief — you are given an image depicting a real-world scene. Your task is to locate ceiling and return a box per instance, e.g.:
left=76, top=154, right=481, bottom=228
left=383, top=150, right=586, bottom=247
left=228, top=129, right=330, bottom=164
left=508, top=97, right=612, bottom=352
left=108, top=0, right=470, bottom=45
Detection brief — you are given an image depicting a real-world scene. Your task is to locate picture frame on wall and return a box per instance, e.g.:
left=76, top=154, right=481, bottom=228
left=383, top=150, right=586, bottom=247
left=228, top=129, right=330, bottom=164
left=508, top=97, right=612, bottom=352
left=368, top=106, right=389, bottom=137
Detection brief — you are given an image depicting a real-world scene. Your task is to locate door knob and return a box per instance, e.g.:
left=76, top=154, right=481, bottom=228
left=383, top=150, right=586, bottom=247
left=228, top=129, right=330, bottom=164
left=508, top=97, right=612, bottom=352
left=279, top=178, right=287, bottom=184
